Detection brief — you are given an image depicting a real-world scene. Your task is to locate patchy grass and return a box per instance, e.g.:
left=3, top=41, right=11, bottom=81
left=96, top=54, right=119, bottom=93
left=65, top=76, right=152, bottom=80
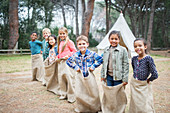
left=0, top=55, right=31, bottom=73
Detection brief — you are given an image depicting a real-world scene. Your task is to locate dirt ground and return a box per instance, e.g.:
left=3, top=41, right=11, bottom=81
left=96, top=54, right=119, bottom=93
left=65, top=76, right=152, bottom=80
left=0, top=57, right=170, bottom=113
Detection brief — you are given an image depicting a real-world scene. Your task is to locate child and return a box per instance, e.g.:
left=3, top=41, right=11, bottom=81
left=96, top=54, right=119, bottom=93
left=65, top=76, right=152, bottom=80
left=42, top=28, right=51, bottom=61
left=66, top=35, right=103, bottom=112
left=48, top=35, right=58, bottom=65
left=44, top=34, right=60, bottom=95
left=57, top=27, right=77, bottom=59
left=57, top=27, right=77, bottom=103
left=129, top=38, right=158, bottom=113
left=101, top=30, right=129, bottom=113
left=29, top=32, right=45, bottom=83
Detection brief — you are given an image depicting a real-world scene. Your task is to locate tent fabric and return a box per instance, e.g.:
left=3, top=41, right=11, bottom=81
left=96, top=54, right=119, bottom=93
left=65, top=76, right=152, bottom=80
left=31, top=54, right=46, bottom=84
left=58, top=60, right=76, bottom=103
left=97, top=13, right=137, bottom=57
left=101, top=82, right=127, bottom=113
left=44, top=59, right=60, bottom=95
left=75, top=71, right=101, bottom=112
left=129, top=77, right=155, bottom=113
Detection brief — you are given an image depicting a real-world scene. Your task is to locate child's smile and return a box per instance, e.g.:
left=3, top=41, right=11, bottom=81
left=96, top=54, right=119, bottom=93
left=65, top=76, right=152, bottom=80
left=77, top=40, right=89, bottom=54
left=43, top=32, right=51, bottom=39
left=31, top=33, right=37, bottom=41
left=59, top=30, right=67, bottom=41
left=109, top=34, right=120, bottom=47
left=134, top=40, right=147, bottom=56
left=49, top=36, right=56, bottom=47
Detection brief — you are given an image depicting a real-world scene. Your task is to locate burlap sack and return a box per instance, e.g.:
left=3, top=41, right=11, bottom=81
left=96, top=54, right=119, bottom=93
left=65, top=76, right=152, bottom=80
left=129, top=77, right=155, bottom=113
left=31, top=54, right=45, bottom=84
left=44, top=59, right=60, bottom=95
left=101, top=82, right=127, bottom=113
left=75, top=71, right=101, bottom=112
left=58, top=60, right=76, bottom=103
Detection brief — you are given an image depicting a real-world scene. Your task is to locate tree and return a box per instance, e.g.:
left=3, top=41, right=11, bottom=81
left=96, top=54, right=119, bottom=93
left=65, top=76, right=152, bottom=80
left=147, top=0, right=156, bottom=52
left=75, top=0, right=79, bottom=37
left=81, top=0, right=95, bottom=37
left=8, top=0, right=19, bottom=49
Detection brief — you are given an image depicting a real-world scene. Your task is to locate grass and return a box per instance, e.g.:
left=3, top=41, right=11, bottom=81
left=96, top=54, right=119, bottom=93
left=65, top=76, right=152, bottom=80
left=0, top=54, right=169, bottom=74
left=0, top=55, right=31, bottom=73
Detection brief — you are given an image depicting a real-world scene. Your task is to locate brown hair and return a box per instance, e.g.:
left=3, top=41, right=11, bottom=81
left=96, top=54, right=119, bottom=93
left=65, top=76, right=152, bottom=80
left=76, top=35, right=88, bottom=43
left=57, top=27, right=69, bottom=53
left=108, top=30, right=121, bottom=39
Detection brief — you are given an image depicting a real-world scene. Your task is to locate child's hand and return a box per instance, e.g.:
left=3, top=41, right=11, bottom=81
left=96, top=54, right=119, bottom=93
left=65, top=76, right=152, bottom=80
left=123, top=82, right=128, bottom=86
left=64, top=55, right=69, bottom=59
left=89, top=67, right=94, bottom=72
left=147, top=79, right=150, bottom=84
left=101, top=78, right=106, bottom=82
left=76, top=68, right=80, bottom=72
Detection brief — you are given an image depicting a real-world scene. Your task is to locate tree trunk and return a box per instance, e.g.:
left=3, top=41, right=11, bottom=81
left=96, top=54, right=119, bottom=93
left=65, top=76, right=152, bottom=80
left=147, top=0, right=156, bottom=52
left=144, top=0, right=149, bottom=39
left=81, top=0, right=95, bottom=37
left=61, top=0, right=67, bottom=27
left=8, top=0, right=19, bottom=49
left=105, top=0, right=109, bottom=34
left=81, top=0, right=85, bottom=30
left=75, top=0, right=79, bottom=37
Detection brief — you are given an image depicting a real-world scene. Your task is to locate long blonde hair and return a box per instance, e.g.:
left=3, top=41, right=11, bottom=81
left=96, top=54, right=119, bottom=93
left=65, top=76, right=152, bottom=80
left=57, top=27, right=70, bottom=53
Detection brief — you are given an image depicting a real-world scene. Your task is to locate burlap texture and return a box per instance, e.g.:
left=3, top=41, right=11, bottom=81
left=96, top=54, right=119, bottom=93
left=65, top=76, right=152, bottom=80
left=44, top=59, right=60, bottom=95
left=31, top=54, right=45, bottom=84
left=75, top=71, right=101, bottom=112
left=129, top=77, right=155, bottom=113
left=101, top=83, right=127, bottom=113
left=58, top=60, right=76, bottom=103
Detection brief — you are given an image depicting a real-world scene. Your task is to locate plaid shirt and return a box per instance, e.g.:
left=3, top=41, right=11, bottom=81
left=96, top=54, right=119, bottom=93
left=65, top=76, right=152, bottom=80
left=66, top=49, right=103, bottom=77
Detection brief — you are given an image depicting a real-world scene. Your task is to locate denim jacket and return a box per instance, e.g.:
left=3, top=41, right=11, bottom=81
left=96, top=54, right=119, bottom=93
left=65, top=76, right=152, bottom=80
left=101, top=44, right=129, bottom=82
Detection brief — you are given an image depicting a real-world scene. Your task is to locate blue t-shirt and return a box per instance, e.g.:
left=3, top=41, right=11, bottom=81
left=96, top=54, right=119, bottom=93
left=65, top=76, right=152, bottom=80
left=29, top=40, right=42, bottom=55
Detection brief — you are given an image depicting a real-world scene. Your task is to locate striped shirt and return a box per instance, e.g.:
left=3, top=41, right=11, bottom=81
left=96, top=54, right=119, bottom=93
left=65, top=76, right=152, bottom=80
left=132, top=55, right=158, bottom=81
left=66, top=49, right=103, bottom=77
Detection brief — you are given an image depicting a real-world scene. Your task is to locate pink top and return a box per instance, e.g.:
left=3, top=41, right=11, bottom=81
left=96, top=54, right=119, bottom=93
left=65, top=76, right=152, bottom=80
left=57, top=40, right=77, bottom=58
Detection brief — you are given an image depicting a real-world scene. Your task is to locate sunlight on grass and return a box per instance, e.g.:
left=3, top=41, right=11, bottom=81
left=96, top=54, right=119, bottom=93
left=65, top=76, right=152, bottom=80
left=0, top=55, right=31, bottom=73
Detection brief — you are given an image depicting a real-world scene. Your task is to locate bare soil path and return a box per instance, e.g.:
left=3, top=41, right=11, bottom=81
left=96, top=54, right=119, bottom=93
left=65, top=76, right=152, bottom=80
left=0, top=57, right=169, bottom=113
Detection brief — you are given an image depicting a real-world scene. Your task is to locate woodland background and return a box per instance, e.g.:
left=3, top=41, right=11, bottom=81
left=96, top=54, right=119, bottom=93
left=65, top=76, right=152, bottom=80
left=0, top=0, right=169, bottom=52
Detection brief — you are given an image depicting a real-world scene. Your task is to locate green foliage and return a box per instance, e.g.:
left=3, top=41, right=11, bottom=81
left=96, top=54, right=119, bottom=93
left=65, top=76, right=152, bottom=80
left=89, top=33, right=99, bottom=47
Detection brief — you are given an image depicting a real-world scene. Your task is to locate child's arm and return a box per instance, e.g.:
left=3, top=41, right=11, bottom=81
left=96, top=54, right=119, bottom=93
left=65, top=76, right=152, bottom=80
left=101, top=63, right=106, bottom=82
left=90, top=52, right=103, bottom=71
left=122, top=48, right=129, bottom=84
left=68, top=40, right=77, bottom=56
left=66, top=54, right=80, bottom=72
left=147, top=56, right=158, bottom=82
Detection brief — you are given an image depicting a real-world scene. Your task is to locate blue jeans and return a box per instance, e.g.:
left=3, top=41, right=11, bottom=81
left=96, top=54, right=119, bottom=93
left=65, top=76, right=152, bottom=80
left=106, top=74, right=122, bottom=86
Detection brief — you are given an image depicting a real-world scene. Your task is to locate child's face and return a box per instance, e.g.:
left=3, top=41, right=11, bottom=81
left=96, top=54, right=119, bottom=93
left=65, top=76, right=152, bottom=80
left=49, top=36, right=56, bottom=46
left=134, top=40, right=147, bottom=55
left=109, top=34, right=120, bottom=47
left=77, top=40, right=89, bottom=54
left=31, top=33, right=37, bottom=41
left=43, top=31, right=51, bottom=39
left=58, top=30, right=67, bottom=41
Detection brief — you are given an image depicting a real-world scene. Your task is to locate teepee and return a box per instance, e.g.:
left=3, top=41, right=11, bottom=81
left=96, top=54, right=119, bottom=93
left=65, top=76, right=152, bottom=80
left=96, top=13, right=137, bottom=58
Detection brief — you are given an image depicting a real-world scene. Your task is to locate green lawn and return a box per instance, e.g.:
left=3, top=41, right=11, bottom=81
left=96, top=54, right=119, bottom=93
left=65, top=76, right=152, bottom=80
left=0, top=55, right=31, bottom=73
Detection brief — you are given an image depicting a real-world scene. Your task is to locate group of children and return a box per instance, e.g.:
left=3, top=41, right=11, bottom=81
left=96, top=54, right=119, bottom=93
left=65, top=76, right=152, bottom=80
left=29, top=27, right=158, bottom=113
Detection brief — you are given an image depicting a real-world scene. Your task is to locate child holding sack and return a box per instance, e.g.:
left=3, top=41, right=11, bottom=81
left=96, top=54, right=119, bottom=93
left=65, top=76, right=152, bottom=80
left=66, top=35, right=103, bottom=112
left=129, top=38, right=158, bottom=113
left=29, top=32, right=45, bottom=84
left=44, top=35, right=60, bottom=95
left=101, top=30, right=129, bottom=113
left=42, top=28, right=51, bottom=61
left=56, top=27, right=77, bottom=103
